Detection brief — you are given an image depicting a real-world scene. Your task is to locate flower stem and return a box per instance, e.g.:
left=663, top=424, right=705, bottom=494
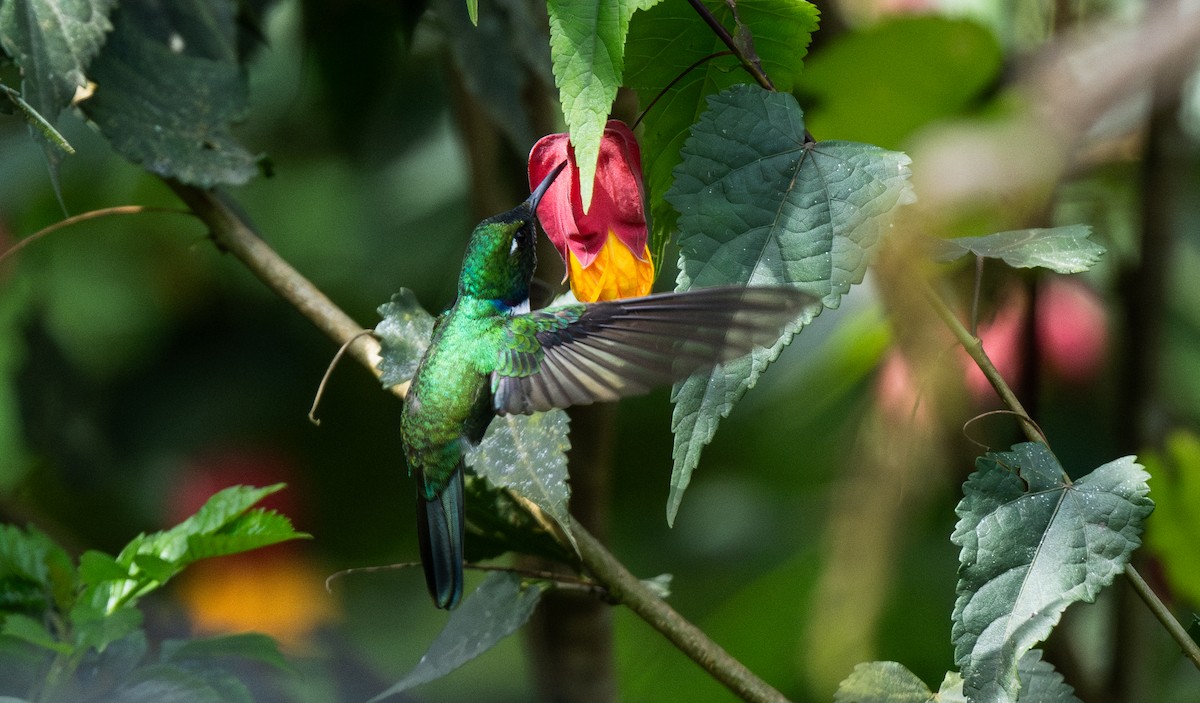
left=685, top=0, right=774, bottom=92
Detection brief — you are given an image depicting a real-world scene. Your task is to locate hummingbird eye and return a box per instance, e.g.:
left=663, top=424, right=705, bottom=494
left=508, top=222, right=532, bottom=257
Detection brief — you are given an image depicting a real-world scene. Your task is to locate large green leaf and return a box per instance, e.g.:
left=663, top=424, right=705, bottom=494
left=664, top=85, right=912, bottom=524
left=375, top=289, right=435, bottom=389
left=0, top=0, right=115, bottom=122
left=466, top=409, right=576, bottom=552
left=626, top=0, right=819, bottom=266
left=931, top=226, right=1105, bottom=274
left=370, top=572, right=545, bottom=699
left=952, top=443, right=1152, bottom=703
left=80, top=0, right=259, bottom=186
left=546, top=0, right=643, bottom=211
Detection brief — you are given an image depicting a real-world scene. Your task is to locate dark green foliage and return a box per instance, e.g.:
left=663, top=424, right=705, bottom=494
left=79, top=0, right=260, bottom=186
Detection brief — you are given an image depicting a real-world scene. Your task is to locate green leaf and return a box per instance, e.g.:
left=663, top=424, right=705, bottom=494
left=546, top=0, right=642, bottom=211
left=1144, top=431, right=1200, bottom=605
left=131, top=554, right=175, bottom=582
left=375, top=289, right=435, bottom=389
left=466, top=0, right=478, bottom=25
left=935, top=673, right=967, bottom=703
left=114, top=664, right=227, bottom=703
left=932, top=226, right=1105, bottom=274
left=0, top=0, right=115, bottom=121
left=0, top=82, right=74, bottom=154
left=161, top=632, right=289, bottom=671
left=466, top=409, right=576, bottom=554
left=70, top=600, right=142, bottom=652
left=79, top=0, right=259, bottom=186
left=79, top=550, right=129, bottom=585
left=952, top=443, right=1152, bottom=703
left=1013, top=649, right=1080, bottom=702
left=462, top=479, right=579, bottom=565
left=176, top=484, right=286, bottom=536
left=0, top=614, right=70, bottom=654
left=796, top=17, right=1002, bottom=149
left=86, top=484, right=305, bottom=614
left=370, top=572, right=545, bottom=699
left=626, top=0, right=819, bottom=265
left=834, top=661, right=934, bottom=703
left=185, top=510, right=309, bottom=559
left=835, top=651, right=1078, bottom=703
left=0, top=525, right=76, bottom=614
left=665, top=85, right=912, bottom=524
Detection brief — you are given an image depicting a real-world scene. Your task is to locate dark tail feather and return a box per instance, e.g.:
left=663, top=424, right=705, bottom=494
left=416, top=465, right=465, bottom=609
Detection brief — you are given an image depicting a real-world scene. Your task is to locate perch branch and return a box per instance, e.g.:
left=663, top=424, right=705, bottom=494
left=165, top=180, right=791, bottom=703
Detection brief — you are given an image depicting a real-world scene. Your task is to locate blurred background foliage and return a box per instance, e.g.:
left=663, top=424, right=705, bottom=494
left=1, top=0, right=1199, bottom=701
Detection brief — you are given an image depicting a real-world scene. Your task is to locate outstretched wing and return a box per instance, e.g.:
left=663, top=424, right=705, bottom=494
left=491, top=285, right=816, bottom=415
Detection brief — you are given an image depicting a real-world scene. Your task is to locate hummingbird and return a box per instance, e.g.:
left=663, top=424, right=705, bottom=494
left=401, top=162, right=814, bottom=609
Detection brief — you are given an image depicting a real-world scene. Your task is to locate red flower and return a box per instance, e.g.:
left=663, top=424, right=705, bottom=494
left=528, top=120, right=654, bottom=302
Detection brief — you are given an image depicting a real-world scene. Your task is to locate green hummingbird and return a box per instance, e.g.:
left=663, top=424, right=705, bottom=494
left=401, top=162, right=814, bottom=609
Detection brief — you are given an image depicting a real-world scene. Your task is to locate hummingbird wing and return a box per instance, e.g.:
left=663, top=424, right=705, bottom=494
left=491, top=285, right=816, bottom=415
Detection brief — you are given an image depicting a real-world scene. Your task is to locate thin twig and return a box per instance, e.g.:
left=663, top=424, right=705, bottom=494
left=325, top=561, right=609, bottom=598
left=633, top=51, right=735, bottom=129
left=971, top=255, right=984, bottom=336
left=1124, top=566, right=1200, bottom=669
left=961, top=409, right=1048, bottom=451
left=921, top=279, right=1047, bottom=446
left=685, top=0, right=774, bottom=92
left=0, top=206, right=193, bottom=266
left=309, top=329, right=379, bottom=425
left=923, top=275, right=1200, bottom=674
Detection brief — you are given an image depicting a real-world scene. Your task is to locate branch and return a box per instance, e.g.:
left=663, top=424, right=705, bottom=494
left=165, top=180, right=789, bottom=703
left=920, top=280, right=1046, bottom=447
left=685, top=0, right=774, bottom=92
left=921, top=275, right=1200, bottom=673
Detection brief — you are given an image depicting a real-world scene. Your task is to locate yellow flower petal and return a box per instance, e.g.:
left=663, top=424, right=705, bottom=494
left=568, top=232, right=654, bottom=302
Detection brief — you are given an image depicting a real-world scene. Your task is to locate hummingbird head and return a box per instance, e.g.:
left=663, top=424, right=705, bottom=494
left=458, top=161, right=566, bottom=307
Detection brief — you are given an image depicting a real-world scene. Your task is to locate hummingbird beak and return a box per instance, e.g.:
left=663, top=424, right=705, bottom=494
left=527, top=160, right=567, bottom=212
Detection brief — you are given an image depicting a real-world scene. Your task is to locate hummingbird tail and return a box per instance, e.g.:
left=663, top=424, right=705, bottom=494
left=416, top=464, right=465, bottom=609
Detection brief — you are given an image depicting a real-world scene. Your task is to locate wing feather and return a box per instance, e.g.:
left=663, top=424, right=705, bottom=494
left=492, top=285, right=816, bottom=414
